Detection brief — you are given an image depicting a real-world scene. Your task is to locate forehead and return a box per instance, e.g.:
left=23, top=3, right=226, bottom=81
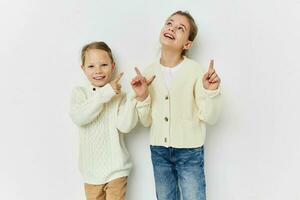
left=167, top=14, right=190, bottom=28
left=85, top=49, right=111, bottom=62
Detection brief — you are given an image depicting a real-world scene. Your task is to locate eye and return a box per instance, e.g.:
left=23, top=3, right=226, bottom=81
left=88, top=65, right=94, bottom=68
left=101, top=64, right=108, bottom=67
left=178, top=26, right=184, bottom=32
left=166, top=21, right=172, bottom=26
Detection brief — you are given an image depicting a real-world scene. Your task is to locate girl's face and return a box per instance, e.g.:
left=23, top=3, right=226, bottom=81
left=82, top=49, right=115, bottom=87
left=160, top=14, right=192, bottom=53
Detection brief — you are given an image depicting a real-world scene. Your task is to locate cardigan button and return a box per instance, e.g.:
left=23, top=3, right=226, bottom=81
left=92, top=88, right=96, bottom=91
left=165, top=96, right=168, bottom=100
left=164, top=117, right=168, bottom=122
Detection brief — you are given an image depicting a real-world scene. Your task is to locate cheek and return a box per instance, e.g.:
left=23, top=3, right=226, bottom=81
left=160, top=28, right=165, bottom=34
left=176, top=33, right=188, bottom=44
left=159, top=32, right=163, bottom=40
left=84, top=69, right=92, bottom=77
left=103, top=68, right=113, bottom=77
left=160, top=28, right=166, bottom=37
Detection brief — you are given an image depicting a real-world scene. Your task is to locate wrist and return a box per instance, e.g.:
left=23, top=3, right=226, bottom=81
left=136, top=93, right=148, bottom=102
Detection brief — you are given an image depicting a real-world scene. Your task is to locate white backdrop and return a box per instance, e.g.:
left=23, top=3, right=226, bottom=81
left=1, top=0, right=300, bottom=199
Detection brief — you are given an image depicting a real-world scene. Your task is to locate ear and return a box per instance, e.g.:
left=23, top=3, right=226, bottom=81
left=111, top=62, right=116, bottom=72
left=81, top=65, right=85, bottom=71
left=183, top=41, right=193, bottom=50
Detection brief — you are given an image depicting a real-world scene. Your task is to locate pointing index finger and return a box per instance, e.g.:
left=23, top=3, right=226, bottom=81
left=114, top=72, right=124, bottom=83
left=134, top=67, right=142, bottom=76
left=209, top=59, right=214, bottom=70
left=147, top=75, right=156, bottom=86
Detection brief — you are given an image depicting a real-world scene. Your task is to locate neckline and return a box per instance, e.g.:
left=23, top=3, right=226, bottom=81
left=160, top=56, right=186, bottom=68
left=156, top=56, right=188, bottom=92
left=87, top=82, right=104, bottom=91
left=160, top=62, right=183, bottom=73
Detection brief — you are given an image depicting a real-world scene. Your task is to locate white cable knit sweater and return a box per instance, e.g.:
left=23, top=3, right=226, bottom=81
left=70, top=83, right=150, bottom=184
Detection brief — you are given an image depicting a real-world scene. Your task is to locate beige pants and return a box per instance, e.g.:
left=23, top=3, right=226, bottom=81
left=84, top=177, right=128, bottom=200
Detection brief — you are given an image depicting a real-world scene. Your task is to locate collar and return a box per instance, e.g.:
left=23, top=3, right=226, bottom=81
left=160, top=56, right=187, bottom=72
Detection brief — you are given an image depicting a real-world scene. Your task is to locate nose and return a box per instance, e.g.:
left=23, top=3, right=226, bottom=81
left=95, top=66, right=103, bottom=73
left=168, top=25, right=175, bottom=32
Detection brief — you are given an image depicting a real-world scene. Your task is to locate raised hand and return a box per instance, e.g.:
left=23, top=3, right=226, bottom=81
left=131, top=67, right=155, bottom=101
left=110, top=72, right=123, bottom=94
left=203, top=60, right=221, bottom=90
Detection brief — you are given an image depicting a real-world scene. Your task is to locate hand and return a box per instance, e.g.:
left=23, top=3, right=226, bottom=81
left=110, top=72, right=123, bottom=94
left=131, top=67, right=155, bottom=101
left=203, top=60, right=221, bottom=90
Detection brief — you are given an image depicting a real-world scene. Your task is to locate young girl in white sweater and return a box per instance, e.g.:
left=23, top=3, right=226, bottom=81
left=136, top=11, right=222, bottom=200
left=70, top=41, right=153, bottom=200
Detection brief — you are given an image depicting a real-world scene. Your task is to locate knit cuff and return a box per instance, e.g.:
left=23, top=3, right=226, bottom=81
left=203, top=86, right=221, bottom=98
left=136, top=94, right=151, bottom=108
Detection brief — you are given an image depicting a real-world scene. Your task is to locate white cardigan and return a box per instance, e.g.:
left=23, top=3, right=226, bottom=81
left=137, top=57, right=221, bottom=148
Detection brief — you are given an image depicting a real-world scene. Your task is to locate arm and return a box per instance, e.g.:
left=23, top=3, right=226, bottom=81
left=116, top=91, right=139, bottom=133
left=131, top=67, right=155, bottom=128
left=195, top=78, right=221, bottom=125
left=195, top=60, right=222, bottom=125
left=69, top=84, right=116, bottom=126
left=136, top=94, right=152, bottom=127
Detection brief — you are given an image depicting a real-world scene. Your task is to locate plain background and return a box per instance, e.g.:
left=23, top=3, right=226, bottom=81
left=1, top=0, right=300, bottom=199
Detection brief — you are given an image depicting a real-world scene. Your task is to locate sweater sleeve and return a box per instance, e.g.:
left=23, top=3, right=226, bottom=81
left=194, top=77, right=222, bottom=125
left=70, top=84, right=116, bottom=126
left=136, top=94, right=152, bottom=127
left=116, top=90, right=139, bottom=133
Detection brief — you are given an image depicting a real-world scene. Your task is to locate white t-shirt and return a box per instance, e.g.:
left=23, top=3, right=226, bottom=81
left=160, top=62, right=183, bottom=89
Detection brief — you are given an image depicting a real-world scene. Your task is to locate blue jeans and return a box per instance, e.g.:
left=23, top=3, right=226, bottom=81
left=150, top=145, right=206, bottom=200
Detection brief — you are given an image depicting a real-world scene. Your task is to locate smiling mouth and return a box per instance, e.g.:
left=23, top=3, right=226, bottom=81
left=164, top=33, right=175, bottom=40
left=93, top=76, right=105, bottom=80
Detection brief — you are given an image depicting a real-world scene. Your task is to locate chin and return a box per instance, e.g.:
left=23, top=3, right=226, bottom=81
left=93, top=81, right=108, bottom=87
left=160, top=38, right=173, bottom=45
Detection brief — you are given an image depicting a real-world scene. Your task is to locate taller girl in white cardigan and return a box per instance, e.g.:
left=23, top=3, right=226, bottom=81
left=136, top=11, right=222, bottom=200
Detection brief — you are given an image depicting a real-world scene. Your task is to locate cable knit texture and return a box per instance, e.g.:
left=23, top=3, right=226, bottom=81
left=70, top=83, right=151, bottom=184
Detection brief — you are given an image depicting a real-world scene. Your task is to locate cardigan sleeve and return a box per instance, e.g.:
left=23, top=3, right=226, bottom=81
left=135, top=66, right=153, bottom=127
left=136, top=94, right=152, bottom=127
left=194, top=76, right=222, bottom=125
left=69, top=84, right=116, bottom=126
left=116, top=90, right=139, bottom=133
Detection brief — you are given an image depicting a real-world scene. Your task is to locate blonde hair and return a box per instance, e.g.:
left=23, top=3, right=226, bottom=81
left=81, top=41, right=114, bottom=65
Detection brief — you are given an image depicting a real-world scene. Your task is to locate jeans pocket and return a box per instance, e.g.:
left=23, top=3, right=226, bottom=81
left=177, top=146, right=204, bottom=166
left=185, top=146, right=204, bottom=153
